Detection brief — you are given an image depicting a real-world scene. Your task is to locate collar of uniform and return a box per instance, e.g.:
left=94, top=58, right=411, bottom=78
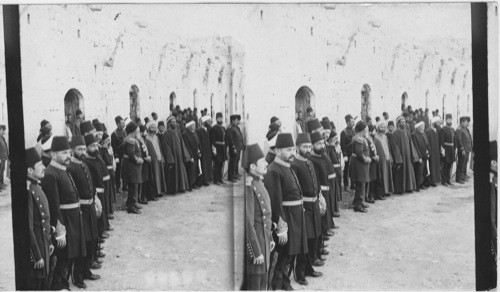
left=70, top=157, right=83, bottom=164
left=274, top=157, right=290, bottom=168
left=295, top=155, right=307, bottom=162
left=50, top=160, right=67, bottom=171
left=248, top=172, right=262, bottom=182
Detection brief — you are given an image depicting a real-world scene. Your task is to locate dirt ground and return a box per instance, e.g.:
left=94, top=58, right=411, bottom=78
left=295, top=175, right=476, bottom=291
left=0, top=179, right=15, bottom=291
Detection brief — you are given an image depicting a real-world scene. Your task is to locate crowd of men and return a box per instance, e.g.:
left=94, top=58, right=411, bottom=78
left=23, top=104, right=245, bottom=290
left=244, top=105, right=473, bottom=290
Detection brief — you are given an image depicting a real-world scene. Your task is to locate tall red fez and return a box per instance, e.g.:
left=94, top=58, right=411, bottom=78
left=94, top=122, right=103, bottom=132
left=321, top=117, right=332, bottom=130
left=84, top=134, right=97, bottom=146
left=51, top=136, right=70, bottom=152
left=241, top=143, right=265, bottom=170
left=355, top=121, right=367, bottom=133
left=295, top=133, right=311, bottom=146
left=306, top=118, right=322, bottom=133
left=216, top=112, right=223, bottom=119
left=459, top=116, right=467, bottom=123
left=310, top=132, right=323, bottom=145
left=125, top=122, right=138, bottom=134
left=26, top=147, right=41, bottom=168
left=70, top=135, right=86, bottom=148
left=445, top=114, right=452, bottom=120
left=275, top=133, right=294, bottom=149
left=80, top=121, right=95, bottom=135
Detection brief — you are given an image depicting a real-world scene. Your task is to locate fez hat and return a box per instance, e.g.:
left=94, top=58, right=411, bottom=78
left=26, top=147, right=41, bottom=168
left=241, top=143, right=265, bottom=170
left=51, top=136, right=70, bottom=152
left=201, top=115, right=212, bottom=123
left=459, top=116, right=467, bottom=123
left=388, top=121, right=395, bottom=127
left=40, top=119, right=50, bottom=128
left=321, top=117, right=332, bottom=130
left=466, top=116, right=471, bottom=122
left=329, top=130, right=337, bottom=139
left=275, top=133, right=294, bottom=149
left=230, top=114, right=241, bottom=122
left=185, top=121, right=196, bottom=128
left=92, top=119, right=100, bottom=128
left=345, top=114, right=353, bottom=123
left=166, top=116, right=176, bottom=125
left=368, top=124, right=376, bottom=133
left=402, top=112, right=408, bottom=118
left=0, top=125, right=6, bottom=131
left=94, top=123, right=103, bottom=132
left=296, top=133, right=311, bottom=146
left=355, top=121, right=367, bottom=133
left=102, top=132, right=110, bottom=141
left=216, top=112, right=223, bottom=119
left=445, top=114, right=452, bottom=120
left=310, top=132, right=323, bottom=145
left=125, top=122, right=138, bottom=134
left=84, top=134, right=97, bottom=146
left=115, top=115, right=123, bottom=124
left=80, top=121, right=95, bottom=135
left=70, top=135, right=85, bottom=148
left=415, top=121, right=425, bottom=129
left=158, top=121, right=165, bottom=127
left=139, top=125, right=147, bottom=133
left=270, top=116, right=279, bottom=124
left=396, top=116, right=405, bottom=124
left=172, top=110, right=179, bottom=117
left=306, top=118, right=322, bottom=133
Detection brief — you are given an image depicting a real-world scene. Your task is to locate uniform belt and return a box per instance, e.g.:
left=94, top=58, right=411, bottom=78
left=444, top=142, right=454, bottom=147
left=60, top=202, right=79, bottom=210
left=351, top=153, right=357, bottom=157
left=302, top=196, right=318, bottom=202
left=282, top=200, right=303, bottom=206
left=103, top=175, right=110, bottom=181
left=328, top=173, right=336, bottom=179
left=107, top=166, right=113, bottom=170
left=96, top=188, right=104, bottom=193
left=333, top=164, right=341, bottom=168
left=123, top=155, right=130, bottom=159
left=79, top=199, right=93, bottom=205
left=321, top=185, right=330, bottom=191
left=214, top=141, right=225, bottom=145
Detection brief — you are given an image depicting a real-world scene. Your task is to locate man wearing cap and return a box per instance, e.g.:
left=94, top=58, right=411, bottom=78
left=182, top=120, right=201, bottom=191
left=349, top=122, right=371, bottom=213
left=99, top=131, right=116, bottom=217
left=146, top=121, right=168, bottom=196
left=291, top=133, right=323, bottom=284
left=197, top=115, right=214, bottom=186
left=80, top=120, right=96, bottom=137
left=41, top=136, right=87, bottom=289
left=389, top=116, right=418, bottom=194
left=93, top=120, right=104, bottom=143
left=341, top=114, right=356, bottom=192
left=455, top=116, right=472, bottom=183
left=226, top=114, right=244, bottom=183
left=25, top=147, right=54, bottom=290
left=243, top=143, right=274, bottom=290
left=112, top=116, right=127, bottom=193
left=374, top=122, right=394, bottom=198
left=67, top=136, right=102, bottom=280
left=326, top=130, right=344, bottom=201
left=210, top=112, right=227, bottom=185
left=321, top=118, right=332, bottom=141
left=412, top=121, right=430, bottom=190
left=439, top=114, right=456, bottom=186
left=425, top=116, right=442, bottom=187
left=157, top=121, right=166, bottom=135
left=263, top=133, right=307, bottom=289
left=121, top=122, right=144, bottom=214
left=162, top=116, right=191, bottom=194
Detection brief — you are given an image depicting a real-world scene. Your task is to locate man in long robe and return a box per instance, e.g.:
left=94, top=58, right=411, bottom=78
left=389, top=116, right=418, bottom=194
left=145, top=122, right=167, bottom=196
left=440, top=114, right=456, bottom=186
left=182, top=121, right=201, bottom=191
left=374, top=121, right=394, bottom=198
left=161, top=116, right=191, bottom=194
left=197, top=115, right=214, bottom=186
left=425, top=116, right=442, bottom=187
left=411, top=121, right=430, bottom=190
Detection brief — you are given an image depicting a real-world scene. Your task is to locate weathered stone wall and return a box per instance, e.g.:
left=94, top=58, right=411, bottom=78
left=19, top=4, right=472, bottom=148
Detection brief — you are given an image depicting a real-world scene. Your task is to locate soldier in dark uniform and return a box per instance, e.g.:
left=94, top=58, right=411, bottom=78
left=243, top=143, right=274, bottom=290
left=341, top=114, right=356, bottom=192
left=210, top=112, right=227, bottom=185
left=440, top=114, right=456, bottom=186
left=291, top=133, right=323, bottom=284
left=111, top=116, right=126, bottom=193
left=455, top=116, right=473, bottom=183
left=349, top=122, right=371, bottom=213
left=26, top=147, right=54, bottom=290
left=325, top=131, right=343, bottom=201
left=138, top=125, right=154, bottom=203
left=366, top=125, right=380, bottom=203
left=41, top=136, right=87, bottom=289
left=100, top=132, right=116, bottom=217
left=226, top=114, right=244, bottom=183
left=264, top=133, right=308, bottom=289
left=121, top=122, right=144, bottom=214
left=67, top=136, right=102, bottom=280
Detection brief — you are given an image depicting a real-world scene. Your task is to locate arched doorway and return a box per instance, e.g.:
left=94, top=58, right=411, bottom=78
left=401, top=91, right=408, bottom=112
left=129, top=85, right=140, bottom=121
left=64, top=89, right=84, bottom=124
left=361, top=84, right=372, bottom=121
left=169, top=92, right=176, bottom=114
left=295, top=86, right=315, bottom=125
left=193, top=89, right=198, bottom=109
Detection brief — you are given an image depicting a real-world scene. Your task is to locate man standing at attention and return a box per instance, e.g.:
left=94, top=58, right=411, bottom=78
left=340, top=114, right=355, bottom=192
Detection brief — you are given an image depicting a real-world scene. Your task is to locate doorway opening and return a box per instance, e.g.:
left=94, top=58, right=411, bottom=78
left=64, top=89, right=84, bottom=124
left=129, top=85, right=140, bottom=121
left=295, top=86, right=315, bottom=130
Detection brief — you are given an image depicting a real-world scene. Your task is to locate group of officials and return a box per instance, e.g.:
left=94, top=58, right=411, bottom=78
left=24, top=107, right=244, bottom=290
left=244, top=105, right=473, bottom=290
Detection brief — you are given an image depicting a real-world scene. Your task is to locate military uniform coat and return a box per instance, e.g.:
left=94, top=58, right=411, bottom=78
left=263, top=157, right=308, bottom=256
left=210, top=124, right=227, bottom=162
left=121, top=136, right=143, bottom=184
left=84, top=155, right=111, bottom=231
left=27, top=179, right=51, bottom=278
left=456, top=126, right=472, bottom=154
left=340, top=127, right=354, bottom=157
left=325, top=144, right=343, bottom=200
left=308, top=153, right=334, bottom=231
left=349, top=136, right=371, bottom=183
left=226, top=124, right=245, bottom=152
left=439, top=125, right=456, bottom=163
left=41, top=161, right=86, bottom=259
left=67, top=158, right=98, bottom=242
left=99, top=146, right=116, bottom=204
left=245, top=174, right=273, bottom=275
left=291, top=155, right=322, bottom=239
left=425, top=128, right=441, bottom=185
